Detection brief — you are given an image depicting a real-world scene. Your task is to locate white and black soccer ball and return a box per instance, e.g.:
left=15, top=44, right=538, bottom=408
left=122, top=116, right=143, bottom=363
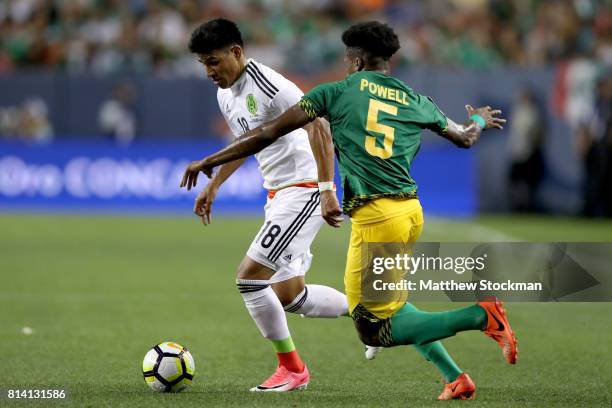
left=142, top=341, right=195, bottom=392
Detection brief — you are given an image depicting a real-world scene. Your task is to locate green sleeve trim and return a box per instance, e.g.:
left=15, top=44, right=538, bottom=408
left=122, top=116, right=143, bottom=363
left=441, top=116, right=449, bottom=134
left=298, top=98, right=320, bottom=120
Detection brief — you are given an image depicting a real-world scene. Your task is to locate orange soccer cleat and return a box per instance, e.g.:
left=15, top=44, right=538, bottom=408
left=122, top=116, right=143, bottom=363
left=438, top=373, right=476, bottom=400
left=479, top=298, right=518, bottom=364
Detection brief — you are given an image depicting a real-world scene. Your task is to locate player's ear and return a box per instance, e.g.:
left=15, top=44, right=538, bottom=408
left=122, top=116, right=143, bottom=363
left=356, top=57, right=365, bottom=71
left=230, top=45, right=242, bottom=60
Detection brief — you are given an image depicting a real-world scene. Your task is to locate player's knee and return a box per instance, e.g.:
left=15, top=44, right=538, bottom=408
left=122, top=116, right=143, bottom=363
left=351, top=305, right=395, bottom=347
left=235, top=257, right=274, bottom=281
left=353, top=318, right=384, bottom=347
left=272, top=279, right=305, bottom=307
left=278, top=287, right=305, bottom=308
left=276, top=292, right=296, bottom=307
left=235, top=266, right=257, bottom=281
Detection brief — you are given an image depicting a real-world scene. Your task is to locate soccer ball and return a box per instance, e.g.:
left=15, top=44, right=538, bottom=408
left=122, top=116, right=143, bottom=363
left=142, top=341, right=195, bottom=392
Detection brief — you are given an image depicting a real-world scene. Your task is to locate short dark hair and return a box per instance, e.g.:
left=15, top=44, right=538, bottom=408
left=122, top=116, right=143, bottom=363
left=341, top=21, right=400, bottom=60
left=188, top=18, right=244, bottom=54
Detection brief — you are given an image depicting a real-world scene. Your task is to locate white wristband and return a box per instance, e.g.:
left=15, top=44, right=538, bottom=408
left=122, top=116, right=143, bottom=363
left=318, top=181, right=336, bottom=192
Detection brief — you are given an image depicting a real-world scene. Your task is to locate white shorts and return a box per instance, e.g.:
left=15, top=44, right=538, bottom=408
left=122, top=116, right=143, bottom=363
left=247, top=186, right=324, bottom=283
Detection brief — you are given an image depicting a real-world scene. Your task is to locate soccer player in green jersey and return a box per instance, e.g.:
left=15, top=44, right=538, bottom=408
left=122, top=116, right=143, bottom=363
left=180, top=21, right=517, bottom=400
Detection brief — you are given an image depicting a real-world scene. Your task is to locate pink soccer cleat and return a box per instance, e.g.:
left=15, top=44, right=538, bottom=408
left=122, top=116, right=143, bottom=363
left=249, top=364, right=310, bottom=392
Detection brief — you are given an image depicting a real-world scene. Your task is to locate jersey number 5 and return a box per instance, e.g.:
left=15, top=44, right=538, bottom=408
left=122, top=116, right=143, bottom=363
left=364, top=99, right=398, bottom=160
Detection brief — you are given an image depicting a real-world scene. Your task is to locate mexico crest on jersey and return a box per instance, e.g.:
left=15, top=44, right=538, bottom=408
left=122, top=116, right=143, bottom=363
left=246, top=94, right=258, bottom=115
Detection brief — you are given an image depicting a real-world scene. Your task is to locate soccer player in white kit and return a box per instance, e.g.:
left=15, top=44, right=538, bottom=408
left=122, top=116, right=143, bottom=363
left=186, top=19, right=379, bottom=392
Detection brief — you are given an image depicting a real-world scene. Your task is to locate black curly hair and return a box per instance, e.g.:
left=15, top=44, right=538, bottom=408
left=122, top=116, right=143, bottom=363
left=189, top=18, right=243, bottom=55
left=341, top=21, right=400, bottom=60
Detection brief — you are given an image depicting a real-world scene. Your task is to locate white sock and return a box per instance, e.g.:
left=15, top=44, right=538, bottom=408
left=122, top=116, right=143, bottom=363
left=284, top=284, right=348, bottom=318
left=237, top=279, right=290, bottom=340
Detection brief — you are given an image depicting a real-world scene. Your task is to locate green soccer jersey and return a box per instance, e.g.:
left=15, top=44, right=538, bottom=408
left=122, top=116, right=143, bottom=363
left=299, top=70, right=448, bottom=215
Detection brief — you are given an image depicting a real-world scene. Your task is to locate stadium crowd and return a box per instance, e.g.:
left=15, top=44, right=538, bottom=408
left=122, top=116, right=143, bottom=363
left=0, top=0, right=610, bottom=75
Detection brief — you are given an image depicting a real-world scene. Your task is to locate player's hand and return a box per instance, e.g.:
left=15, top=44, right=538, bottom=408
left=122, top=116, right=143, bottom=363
left=180, top=159, right=213, bottom=191
left=320, top=190, right=343, bottom=228
left=194, top=182, right=218, bottom=225
left=465, top=105, right=506, bottom=130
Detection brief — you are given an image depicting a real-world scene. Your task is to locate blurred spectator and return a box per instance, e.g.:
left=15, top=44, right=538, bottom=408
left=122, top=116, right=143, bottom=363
left=600, top=78, right=612, bottom=216
left=508, top=86, right=546, bottom=212
left=579, top=74, right=612, bottom=217
left=20, top=97, right=53, bottom=143
left=0, top=96, right=53, bottom=143
left=0, top=0, right=610, bottom=75
left=553, top=54, right=599, bottom=131
left=98, top=81, right=138, bottom=145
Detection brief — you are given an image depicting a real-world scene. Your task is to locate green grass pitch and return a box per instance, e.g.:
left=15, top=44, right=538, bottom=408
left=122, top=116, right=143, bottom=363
left=1, top=213, right=611, bottom=407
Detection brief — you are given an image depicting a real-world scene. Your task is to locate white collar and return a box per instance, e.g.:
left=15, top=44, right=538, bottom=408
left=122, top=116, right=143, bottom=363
left=230, top=58, right=254, bottom=96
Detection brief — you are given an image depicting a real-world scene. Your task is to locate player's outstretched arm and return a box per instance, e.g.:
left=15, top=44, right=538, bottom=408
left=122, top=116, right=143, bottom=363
left=180, top=105, right=313, bottom=190
left=441, top=105, right=506, bottom=148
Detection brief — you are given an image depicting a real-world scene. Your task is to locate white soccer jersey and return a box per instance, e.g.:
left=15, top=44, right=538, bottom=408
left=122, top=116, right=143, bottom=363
left=217, top=59, right=318, bottom=190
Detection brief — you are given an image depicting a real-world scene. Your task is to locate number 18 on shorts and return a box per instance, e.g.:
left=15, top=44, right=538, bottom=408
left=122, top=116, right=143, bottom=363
left=246, top=187, right=324, bottom=283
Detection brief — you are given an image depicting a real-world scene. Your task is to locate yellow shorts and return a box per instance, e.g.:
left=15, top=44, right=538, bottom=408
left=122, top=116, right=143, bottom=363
left=345, top=197, right=423, bottom=320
